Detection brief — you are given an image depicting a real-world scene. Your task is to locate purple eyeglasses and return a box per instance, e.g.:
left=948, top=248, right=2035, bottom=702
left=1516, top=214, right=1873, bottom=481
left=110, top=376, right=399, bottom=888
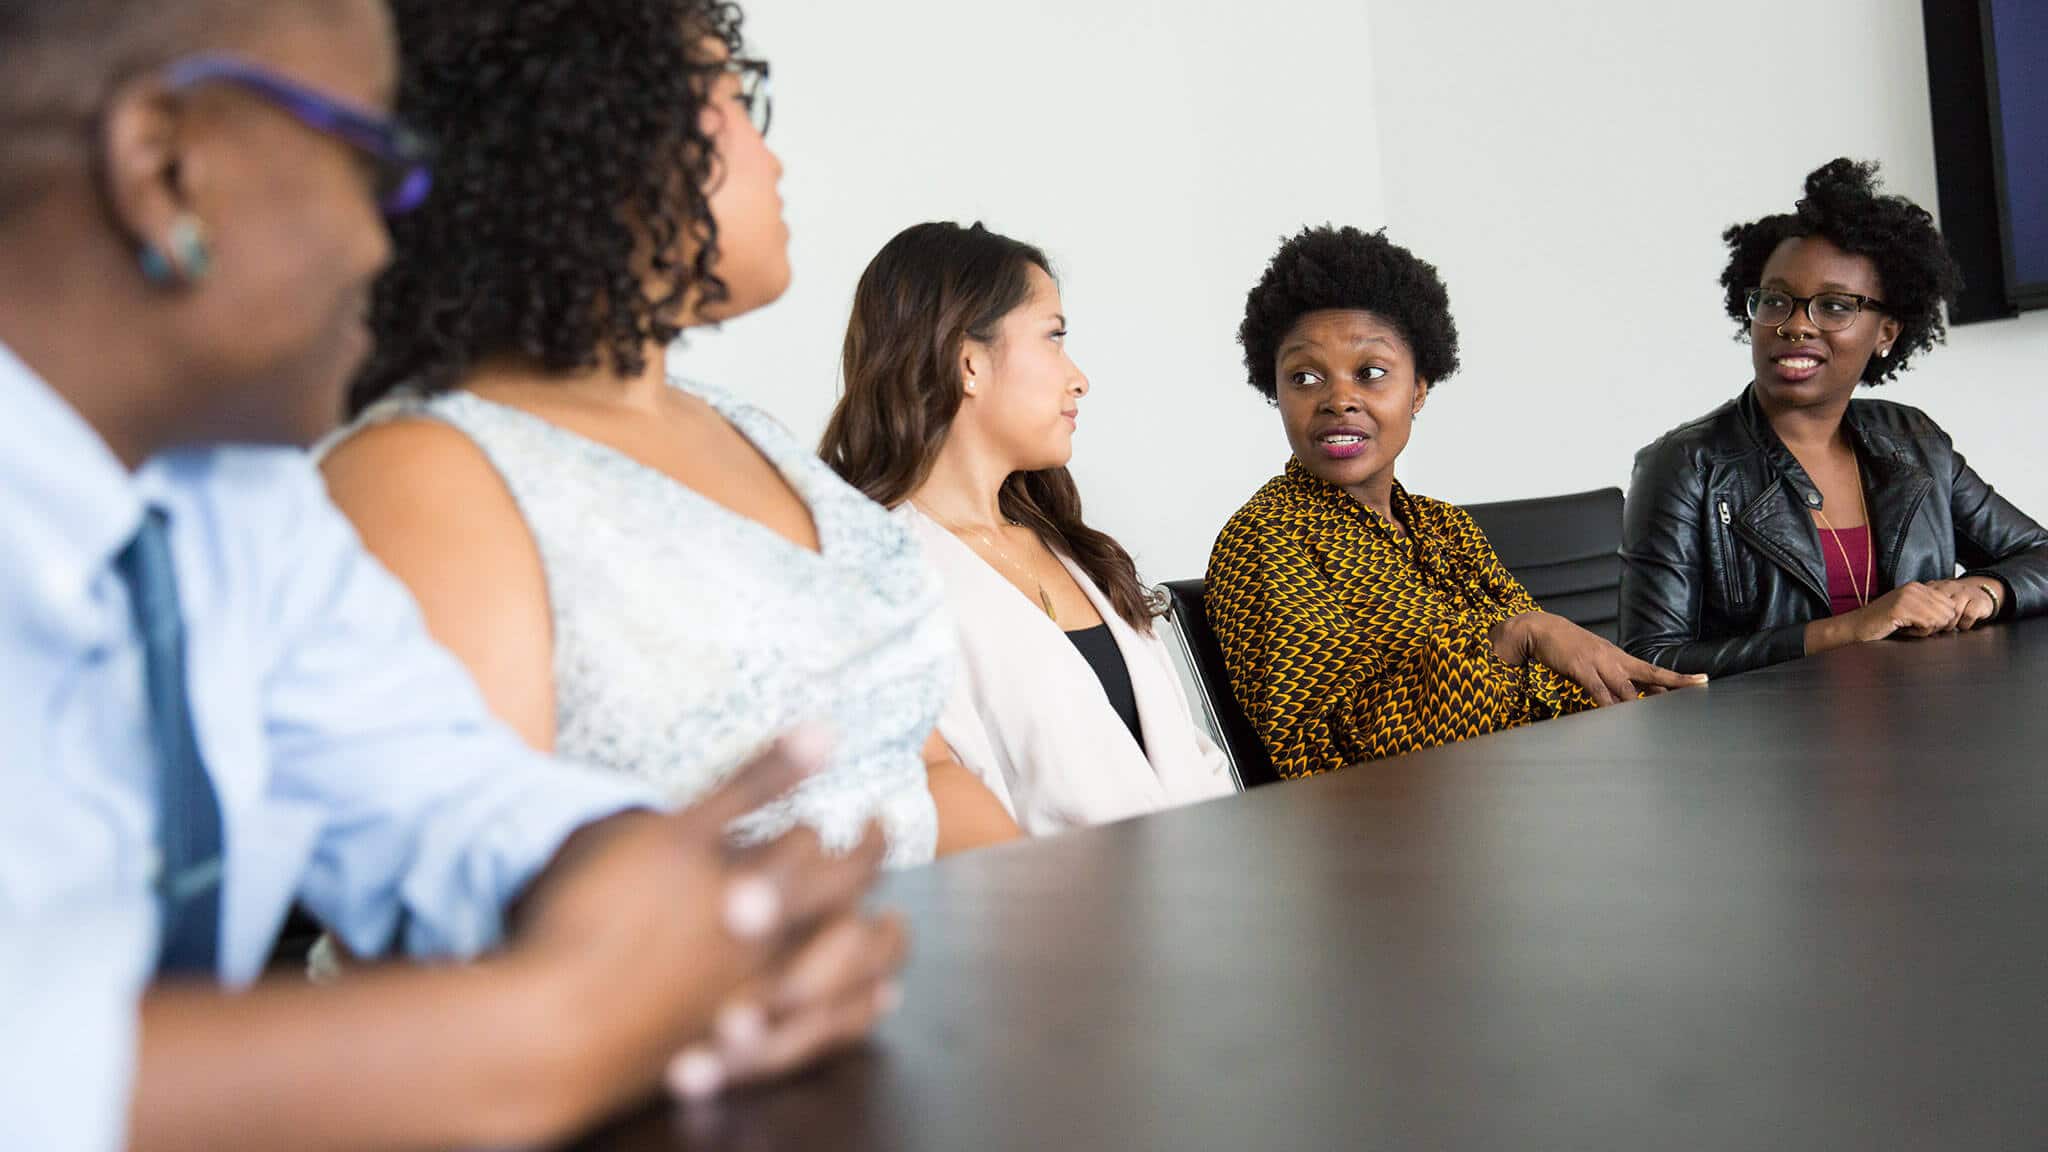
left=163, top=55, right=434, bottom=217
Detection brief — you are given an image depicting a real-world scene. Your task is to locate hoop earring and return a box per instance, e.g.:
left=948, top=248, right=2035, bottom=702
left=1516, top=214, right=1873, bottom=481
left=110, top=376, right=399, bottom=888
left=139, top=213, right=212, bottom=287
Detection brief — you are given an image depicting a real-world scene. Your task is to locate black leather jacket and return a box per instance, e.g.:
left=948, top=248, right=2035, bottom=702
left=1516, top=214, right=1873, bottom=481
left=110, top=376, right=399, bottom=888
left=1619, top=386, right=2048, bottom=677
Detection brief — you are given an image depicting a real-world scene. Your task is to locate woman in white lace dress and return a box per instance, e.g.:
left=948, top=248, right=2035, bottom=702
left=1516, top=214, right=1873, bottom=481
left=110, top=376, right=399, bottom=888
left=320, top=0, right=1019, bottom=863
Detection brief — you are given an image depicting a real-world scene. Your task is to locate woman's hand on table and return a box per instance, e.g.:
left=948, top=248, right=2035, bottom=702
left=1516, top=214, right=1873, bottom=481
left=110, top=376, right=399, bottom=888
left=1493, top=612, right=1708, bottom=706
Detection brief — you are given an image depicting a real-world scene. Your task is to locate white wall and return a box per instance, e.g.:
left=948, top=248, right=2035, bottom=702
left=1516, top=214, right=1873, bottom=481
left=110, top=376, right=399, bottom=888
left=674, top=0, right=1383, bottom=581
left=680, top=0, right=2046, bottom=582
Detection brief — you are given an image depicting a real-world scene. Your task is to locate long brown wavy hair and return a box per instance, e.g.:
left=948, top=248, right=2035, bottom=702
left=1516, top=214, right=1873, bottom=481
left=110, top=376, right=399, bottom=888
left=821, top=221, right=1159, bottom=632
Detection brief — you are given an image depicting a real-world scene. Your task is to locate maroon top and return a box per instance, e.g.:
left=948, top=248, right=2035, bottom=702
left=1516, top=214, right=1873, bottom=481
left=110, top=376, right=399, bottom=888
left=1819, top=525, right=1876, bottom=616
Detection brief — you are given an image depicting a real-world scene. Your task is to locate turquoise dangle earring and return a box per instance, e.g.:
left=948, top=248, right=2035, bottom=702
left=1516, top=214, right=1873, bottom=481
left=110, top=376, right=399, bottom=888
left=139, top=214, right=213, bottom=286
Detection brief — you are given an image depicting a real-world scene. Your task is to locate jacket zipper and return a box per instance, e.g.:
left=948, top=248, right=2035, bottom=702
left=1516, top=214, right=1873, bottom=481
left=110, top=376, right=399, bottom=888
left=1716, top=499, right=1744, bottom=609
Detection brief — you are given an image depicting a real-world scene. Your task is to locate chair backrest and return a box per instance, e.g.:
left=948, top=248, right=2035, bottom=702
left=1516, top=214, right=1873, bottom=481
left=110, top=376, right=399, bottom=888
left=1462, top=487, right=1625, bottom=641
left=1157, top=579, right=1281, bottom=789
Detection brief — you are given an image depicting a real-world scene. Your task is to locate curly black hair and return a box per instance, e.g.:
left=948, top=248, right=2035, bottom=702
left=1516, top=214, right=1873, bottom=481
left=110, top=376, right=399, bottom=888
left=350, top=0, right=745, bottom=413
left=1719, top=158, right=1962, bottom=386
left=1238, top=225, right=1461, bottom=400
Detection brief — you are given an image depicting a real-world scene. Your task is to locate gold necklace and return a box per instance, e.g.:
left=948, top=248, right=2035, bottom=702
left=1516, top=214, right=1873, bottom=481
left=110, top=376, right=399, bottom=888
left=1809, top=464, right=1874, bottom=608
left=916, top=502, right=1058, bottom=622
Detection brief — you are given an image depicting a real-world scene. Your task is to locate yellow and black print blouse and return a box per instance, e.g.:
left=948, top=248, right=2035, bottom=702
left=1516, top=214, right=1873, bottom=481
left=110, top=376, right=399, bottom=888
left=1206, top=460, right=1592, bottom=778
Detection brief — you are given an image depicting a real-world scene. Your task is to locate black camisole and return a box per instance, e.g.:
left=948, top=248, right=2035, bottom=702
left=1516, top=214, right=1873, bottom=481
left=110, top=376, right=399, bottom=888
left=1065, top=623, right=1145, bottom=752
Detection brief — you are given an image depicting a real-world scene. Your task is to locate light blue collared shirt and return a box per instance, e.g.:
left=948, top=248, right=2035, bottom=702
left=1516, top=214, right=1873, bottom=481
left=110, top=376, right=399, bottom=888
left=0, top=343, right=657, bottom=1151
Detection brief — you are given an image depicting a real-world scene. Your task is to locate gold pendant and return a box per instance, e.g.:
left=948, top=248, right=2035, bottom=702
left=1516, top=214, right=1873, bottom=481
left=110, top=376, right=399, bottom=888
left=1038, top=585, right=1058, bottom=623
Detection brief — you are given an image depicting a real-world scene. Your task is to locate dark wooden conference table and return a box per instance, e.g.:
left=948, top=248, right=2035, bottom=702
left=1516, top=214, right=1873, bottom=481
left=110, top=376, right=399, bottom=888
left=580, top=619, right=2048, bottom=1151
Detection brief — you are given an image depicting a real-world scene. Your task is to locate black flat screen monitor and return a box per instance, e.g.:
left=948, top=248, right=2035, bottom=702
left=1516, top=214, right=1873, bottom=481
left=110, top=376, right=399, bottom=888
left=1985, top=0, right=2046, bottom=309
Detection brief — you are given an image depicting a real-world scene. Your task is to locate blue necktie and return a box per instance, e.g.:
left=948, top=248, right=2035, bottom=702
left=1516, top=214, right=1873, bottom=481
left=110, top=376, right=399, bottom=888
left=117, top=508, right=225, bottom=978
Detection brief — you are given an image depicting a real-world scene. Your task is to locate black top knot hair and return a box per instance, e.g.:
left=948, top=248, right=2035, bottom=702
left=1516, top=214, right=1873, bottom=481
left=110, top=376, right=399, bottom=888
left=1718, top=158, right=1962, bottom=385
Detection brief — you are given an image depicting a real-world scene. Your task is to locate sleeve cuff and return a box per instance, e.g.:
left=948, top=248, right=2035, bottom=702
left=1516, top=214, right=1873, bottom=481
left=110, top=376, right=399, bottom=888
left=1764, top=621, right=1809, bottom=667
left=399, top=763, right=659, bottom=959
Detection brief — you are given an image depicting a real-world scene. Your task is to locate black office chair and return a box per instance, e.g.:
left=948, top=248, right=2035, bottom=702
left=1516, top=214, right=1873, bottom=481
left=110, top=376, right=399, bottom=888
left=1157, top=580, right=1281, bottom=789
left=1463, top=487, right=1625, bottom=642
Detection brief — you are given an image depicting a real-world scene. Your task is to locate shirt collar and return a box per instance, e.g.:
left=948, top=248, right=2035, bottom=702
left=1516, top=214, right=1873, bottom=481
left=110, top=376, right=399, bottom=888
left=1281, top=456, right=1414, bottom=537
left=0, top=341, right=147, bottom=614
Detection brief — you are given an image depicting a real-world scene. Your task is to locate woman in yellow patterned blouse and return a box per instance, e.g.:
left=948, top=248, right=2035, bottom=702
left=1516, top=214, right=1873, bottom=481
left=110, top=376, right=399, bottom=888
left=1208, top=227, right=1704, bottom=778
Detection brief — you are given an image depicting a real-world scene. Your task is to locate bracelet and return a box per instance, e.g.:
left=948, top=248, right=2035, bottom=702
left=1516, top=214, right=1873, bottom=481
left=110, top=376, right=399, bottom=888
left=1976, top=583, right=2002, bottom=614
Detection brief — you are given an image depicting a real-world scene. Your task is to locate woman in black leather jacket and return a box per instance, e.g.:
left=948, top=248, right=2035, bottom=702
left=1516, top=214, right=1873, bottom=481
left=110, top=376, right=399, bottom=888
left=1620, top=158, right=2048, bottom=678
